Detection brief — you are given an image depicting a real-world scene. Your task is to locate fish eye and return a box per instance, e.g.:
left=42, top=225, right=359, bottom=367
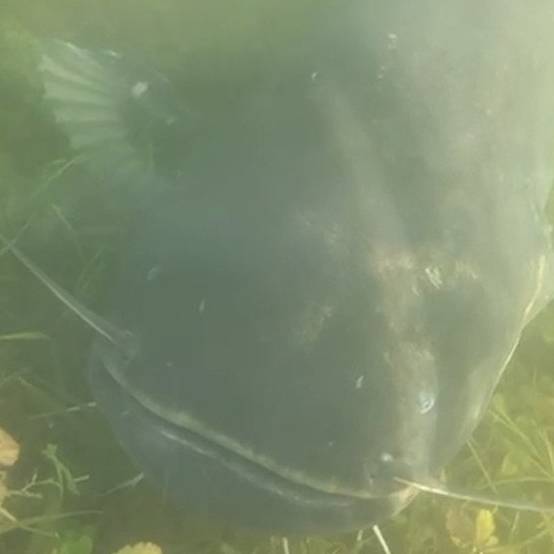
left=417, top=390, right=435, bottom=414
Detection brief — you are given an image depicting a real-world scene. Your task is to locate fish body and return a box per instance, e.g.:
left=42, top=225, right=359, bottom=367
left=34, top=0, right=554, bottom=533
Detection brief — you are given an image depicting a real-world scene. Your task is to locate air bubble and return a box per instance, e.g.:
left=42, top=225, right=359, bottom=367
left=146, top=265, right=161, bottom=281
left=380, top=452, right=394, bottom=463
left=132, top=81, right=149, bottom=98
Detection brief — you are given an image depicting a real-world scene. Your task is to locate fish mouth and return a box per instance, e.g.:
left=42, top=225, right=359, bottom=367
left=89, top=343, right=417, bottom=530
left=134, top=396, right=374, bottom=510
left=155, top=414, right=418, bottom=510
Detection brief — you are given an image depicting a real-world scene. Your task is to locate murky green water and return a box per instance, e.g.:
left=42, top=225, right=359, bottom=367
left=3, top=2, right=554, bottom=553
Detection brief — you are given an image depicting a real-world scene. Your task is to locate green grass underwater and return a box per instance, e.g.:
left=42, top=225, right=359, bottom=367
left=2, top=3, right=554, bottom=553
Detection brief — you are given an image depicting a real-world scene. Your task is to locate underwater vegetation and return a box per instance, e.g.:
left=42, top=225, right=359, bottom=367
left=3, top=1, right=554, bottom=553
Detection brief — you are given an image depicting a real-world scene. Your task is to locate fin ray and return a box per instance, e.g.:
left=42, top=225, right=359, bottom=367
left=40, top=39, right=143, bottom=179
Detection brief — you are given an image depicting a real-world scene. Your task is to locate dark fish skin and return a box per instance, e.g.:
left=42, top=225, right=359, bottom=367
left=39, top=0, right=554, bottom=533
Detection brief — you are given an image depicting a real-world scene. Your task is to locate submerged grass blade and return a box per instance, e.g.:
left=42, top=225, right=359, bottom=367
left=467, top=439, right=499, bottom=494
left=0, top=331, right=49, bottom=341
left=29, top=401, right=97, bottom=420
left=0, top=510, right=100, bottom=537
left=372, top=525, right=392, bottom=554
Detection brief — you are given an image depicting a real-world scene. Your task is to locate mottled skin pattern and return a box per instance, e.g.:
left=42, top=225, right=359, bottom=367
left=42, top=0, right=554, bottom=533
